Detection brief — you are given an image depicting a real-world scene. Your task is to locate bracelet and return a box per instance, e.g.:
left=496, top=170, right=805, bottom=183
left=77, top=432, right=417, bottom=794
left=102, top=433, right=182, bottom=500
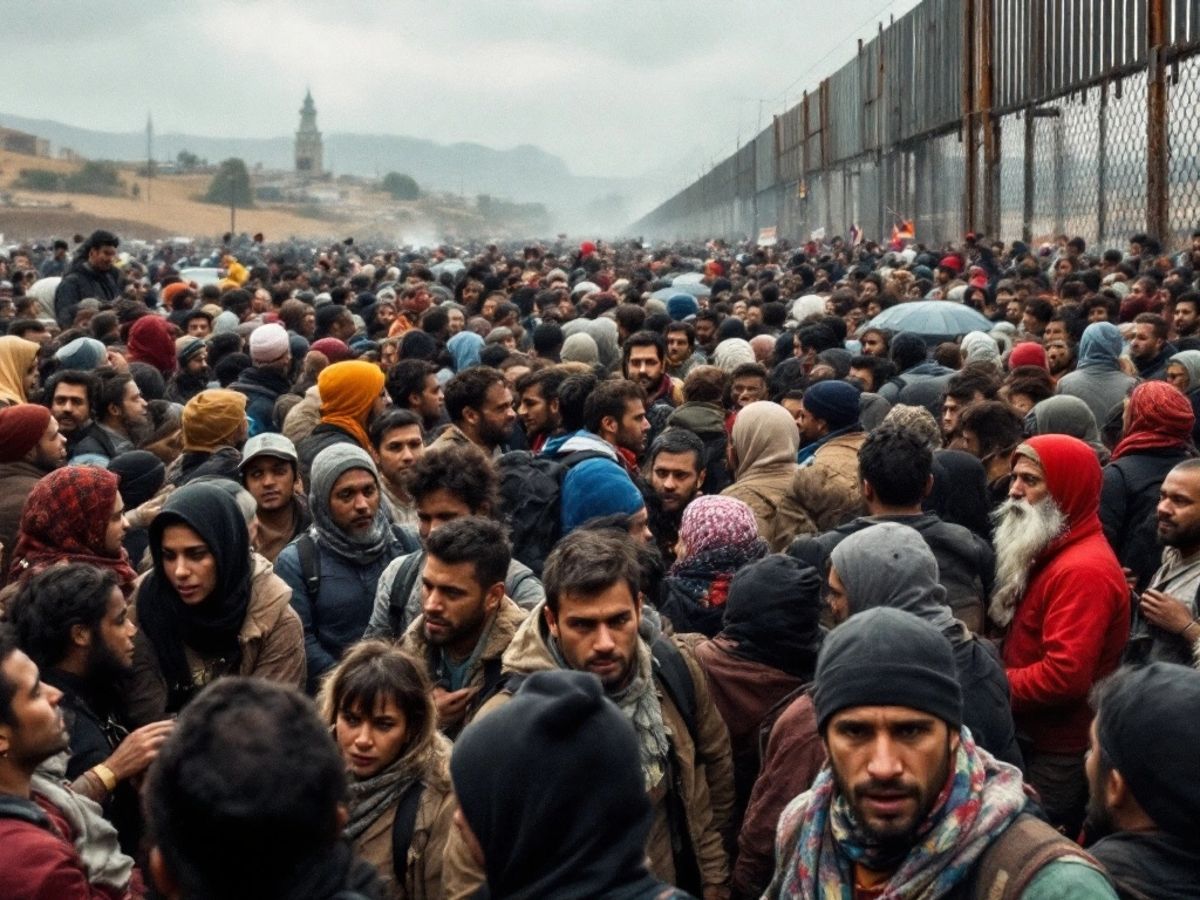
left=90, top=764, right=118, bottom=792
left=1181, top=620, right=1200, bottom=639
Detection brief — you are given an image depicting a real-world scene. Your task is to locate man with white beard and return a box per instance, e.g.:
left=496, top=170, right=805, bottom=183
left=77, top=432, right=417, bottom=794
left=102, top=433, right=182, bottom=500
left=991, top=434, right=1129, bottom=838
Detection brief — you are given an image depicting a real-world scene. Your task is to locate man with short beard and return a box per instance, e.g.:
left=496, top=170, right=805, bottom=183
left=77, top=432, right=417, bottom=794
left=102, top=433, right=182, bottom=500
left=7, top=566, right=174, bottom=854
left=82, top=371, right=149, bottom=460
left=766, top=607, right=1114, bottom=899
left=398, top=517, right=526, bottom=739
left=991, top=435, right=1129, bottom=837
left=1133, top=458, right=1200, bottom=664
left=1083, top=664, right=1200, bottom=899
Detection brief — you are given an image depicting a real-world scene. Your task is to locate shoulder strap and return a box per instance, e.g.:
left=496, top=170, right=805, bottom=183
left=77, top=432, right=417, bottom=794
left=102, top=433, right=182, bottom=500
left=0, top=795, right=51, bottom=830
left=651, top=637, right=698, bottom=745
left=387, top=552, right=426, bottom=638
left=389, top=781, right=426, bottom=886
left=478, top=657, right=505, bottom=703
left=971, top=813, right=1107, bottom=900
left=296, top=533, right=321, bottom=599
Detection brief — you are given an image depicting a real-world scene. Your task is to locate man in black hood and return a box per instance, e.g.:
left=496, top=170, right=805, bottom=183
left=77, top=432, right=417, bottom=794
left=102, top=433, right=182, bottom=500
left=450, top=669, right=692, bottom=900
left=1085, top=663, right=1200, bottom=899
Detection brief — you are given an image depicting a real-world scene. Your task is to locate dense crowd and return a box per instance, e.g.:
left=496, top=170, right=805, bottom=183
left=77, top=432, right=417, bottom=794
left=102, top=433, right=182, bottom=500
left=0, top=226, right=1196, bottom=899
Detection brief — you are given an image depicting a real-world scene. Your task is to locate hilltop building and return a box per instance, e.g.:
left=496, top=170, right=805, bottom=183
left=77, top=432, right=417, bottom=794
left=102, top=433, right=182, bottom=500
left=295, top=89, right=323, bottom=177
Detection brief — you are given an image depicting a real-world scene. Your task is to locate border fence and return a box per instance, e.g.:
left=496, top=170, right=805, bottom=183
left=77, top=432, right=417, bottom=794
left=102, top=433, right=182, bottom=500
left=629, top=0, right=1200, bottom=249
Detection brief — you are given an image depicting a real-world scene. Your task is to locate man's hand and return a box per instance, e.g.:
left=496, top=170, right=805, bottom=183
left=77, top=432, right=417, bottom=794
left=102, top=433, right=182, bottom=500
left=433, top=686, right=479, bottom=724
left=105, top=720, right=175, bottom=782
left=125, top=490, right=171, bottom=529
left=1140, top=589, right=1194, bottom=635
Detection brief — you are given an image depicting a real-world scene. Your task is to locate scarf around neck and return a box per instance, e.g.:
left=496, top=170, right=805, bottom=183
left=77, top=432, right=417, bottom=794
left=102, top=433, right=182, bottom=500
left=548, top=632, right=669, bottom=791
left=772, top=728, right=1026, bottom=900
left=344, top=754, right=423, bottom=843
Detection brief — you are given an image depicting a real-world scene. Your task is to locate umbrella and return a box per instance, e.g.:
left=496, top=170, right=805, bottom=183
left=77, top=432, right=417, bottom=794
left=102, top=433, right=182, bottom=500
left=430, top=259, right=465, bottom=279
left=865, top=300, right=993, bottom=344
left=672, top=272, right=705, bottom=285
left=651, top=282, right=710, bottom=301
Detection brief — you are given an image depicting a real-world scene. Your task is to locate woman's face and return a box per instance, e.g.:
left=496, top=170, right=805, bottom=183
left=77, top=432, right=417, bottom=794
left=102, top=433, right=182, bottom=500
left=104, top=494, right=128, bottom=557
left=448, top=309, right=465, bottom=335
left=336, top=696, right=409, bottom=779
left=159, top=523, right=218, bottom=605
left=376, top=304, right=396, bottom=326
left=23, top=357, right=38, bottom=396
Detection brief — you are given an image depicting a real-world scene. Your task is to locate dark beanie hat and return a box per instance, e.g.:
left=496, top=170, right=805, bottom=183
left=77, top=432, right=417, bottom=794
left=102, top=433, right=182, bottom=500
left=450, top=670, right=651, bottom=895
left=802, top=380, right=862, bottom=430
left=399, top=329, right=439, bottom=362
left=0, top=404, right=51, bottom=463
left=813, top=607, right=962, bottom=732
left=107, top=450, right=167, bottom=509
left=1096, top=662, right=1200, bottom=839
left=721, top=555, right=823, bottom=680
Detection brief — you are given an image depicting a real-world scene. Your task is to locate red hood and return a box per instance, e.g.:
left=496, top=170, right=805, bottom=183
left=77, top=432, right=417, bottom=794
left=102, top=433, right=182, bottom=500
left=1014, top=434, right=1102, bottom=536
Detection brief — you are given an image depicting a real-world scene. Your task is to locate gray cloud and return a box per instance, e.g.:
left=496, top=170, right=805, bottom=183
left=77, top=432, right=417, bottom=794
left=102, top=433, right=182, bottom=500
left=3, top=0, right=920, bottom=203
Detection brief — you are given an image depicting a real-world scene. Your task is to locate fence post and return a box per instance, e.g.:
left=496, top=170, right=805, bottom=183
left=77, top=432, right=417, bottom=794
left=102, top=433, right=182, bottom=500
left=1147, top=0, right=1169, bottom=241
left=978, top=0, right=999, bottom=236
left=963, top=0, right=977, bottom=234
left=1098, top=81, right=1109, bottom=244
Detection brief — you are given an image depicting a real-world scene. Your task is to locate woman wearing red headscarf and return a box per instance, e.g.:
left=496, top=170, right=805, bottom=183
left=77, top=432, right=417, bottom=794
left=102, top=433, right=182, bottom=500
left=1100, top=380, right=1196, bottom=591
left=6, top=466, right=137, bottom=595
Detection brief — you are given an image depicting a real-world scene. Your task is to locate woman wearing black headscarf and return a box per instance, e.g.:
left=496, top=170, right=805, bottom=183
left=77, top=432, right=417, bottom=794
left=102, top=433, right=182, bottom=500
left=125, top=481, right=305, bottom=725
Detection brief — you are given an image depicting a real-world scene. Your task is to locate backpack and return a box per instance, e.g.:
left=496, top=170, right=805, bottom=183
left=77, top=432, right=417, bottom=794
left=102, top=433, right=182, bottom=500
left=294, top=525, right=420, bottom=603
left=496, top=448, right=610, bottom=576
left=962, top=813, right=1109, bottom=899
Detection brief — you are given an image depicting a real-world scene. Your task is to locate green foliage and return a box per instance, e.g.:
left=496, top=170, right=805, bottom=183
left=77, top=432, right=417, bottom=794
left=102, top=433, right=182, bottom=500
left=204, top=158, right=254, bottom=207
left=15, top=161, right=125, bottom=196
left=14, top=168, right=61, bottom=191
left=64, top=161, right=124, bottom=195
left=381, top=171, right=419, bottom=200
left=176, top=150, right=202, bottom=171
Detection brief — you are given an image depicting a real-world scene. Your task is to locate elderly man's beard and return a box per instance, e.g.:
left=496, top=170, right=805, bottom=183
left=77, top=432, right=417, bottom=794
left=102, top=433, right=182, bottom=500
left=989, top=496, right=1066, bottom=628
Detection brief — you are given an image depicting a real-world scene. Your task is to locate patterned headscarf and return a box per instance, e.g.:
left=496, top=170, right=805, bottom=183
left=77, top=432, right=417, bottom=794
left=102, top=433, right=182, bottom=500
left=9, top=466, right=137, bottom=590
left=669, top=495, right=768, bottom=612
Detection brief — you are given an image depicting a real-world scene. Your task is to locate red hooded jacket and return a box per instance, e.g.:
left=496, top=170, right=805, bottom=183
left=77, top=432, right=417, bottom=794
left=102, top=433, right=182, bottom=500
left=1001, top=434, right=1129, bottom=755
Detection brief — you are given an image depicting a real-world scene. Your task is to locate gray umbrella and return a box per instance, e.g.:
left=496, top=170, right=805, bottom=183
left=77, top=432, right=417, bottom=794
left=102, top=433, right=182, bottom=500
left=651, top=282, right=711, bottom=300
left=865, top=300, right=993, bottom=343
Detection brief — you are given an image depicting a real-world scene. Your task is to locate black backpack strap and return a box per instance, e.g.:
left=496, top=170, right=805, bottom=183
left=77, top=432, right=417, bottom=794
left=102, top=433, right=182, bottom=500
left=651, top=637, right=698, bottom=744
left=969, top=812, right=1109, bottom=900
left=389, top=781, right=426, bottom=886
left=295, top=533, right=321, bottom=600
left=387, top=552, right=426, bottom=638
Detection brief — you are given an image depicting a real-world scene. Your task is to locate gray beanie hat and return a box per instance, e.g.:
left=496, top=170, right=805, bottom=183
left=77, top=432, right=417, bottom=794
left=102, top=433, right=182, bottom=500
left=54, top=336, right=107, bottom=371
left=813, top=607, right=962, bottom=732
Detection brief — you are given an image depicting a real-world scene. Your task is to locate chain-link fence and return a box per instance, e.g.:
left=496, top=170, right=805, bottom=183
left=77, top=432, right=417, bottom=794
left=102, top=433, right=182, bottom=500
left=630, top=0, right=1200, bottom=251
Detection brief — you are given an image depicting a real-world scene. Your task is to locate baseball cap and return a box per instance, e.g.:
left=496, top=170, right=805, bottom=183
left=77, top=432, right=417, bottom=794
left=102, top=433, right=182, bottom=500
left=238, top=433, right=299, bottom=471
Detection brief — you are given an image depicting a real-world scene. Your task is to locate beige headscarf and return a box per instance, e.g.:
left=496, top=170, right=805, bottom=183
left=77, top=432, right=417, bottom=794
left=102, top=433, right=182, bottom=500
left=0, top=336, right=40, bottom=405
left=730, top=400, right=800, bottom=478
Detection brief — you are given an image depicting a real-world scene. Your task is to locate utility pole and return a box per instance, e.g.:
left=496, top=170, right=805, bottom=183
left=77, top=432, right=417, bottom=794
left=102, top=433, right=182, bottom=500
left=145, top=113, right=153, bottom=203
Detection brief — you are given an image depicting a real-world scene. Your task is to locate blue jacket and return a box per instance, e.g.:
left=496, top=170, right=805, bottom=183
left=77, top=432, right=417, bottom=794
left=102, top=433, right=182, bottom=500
left=275, top=524, right=419, bottom=692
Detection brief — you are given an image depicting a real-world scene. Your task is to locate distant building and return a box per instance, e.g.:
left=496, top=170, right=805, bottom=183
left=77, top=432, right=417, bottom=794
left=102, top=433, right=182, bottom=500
left=0, top=126, right=50, bottom=158
left=295, top=89, right=323, bottom=177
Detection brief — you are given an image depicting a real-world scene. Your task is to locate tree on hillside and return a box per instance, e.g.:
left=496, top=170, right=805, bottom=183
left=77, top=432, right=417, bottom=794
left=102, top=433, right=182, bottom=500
left=204, top=158, right=254, bottom=207
left=176, top=150, right=201, bottom=172
left=381, top=172, right=419, bottom=200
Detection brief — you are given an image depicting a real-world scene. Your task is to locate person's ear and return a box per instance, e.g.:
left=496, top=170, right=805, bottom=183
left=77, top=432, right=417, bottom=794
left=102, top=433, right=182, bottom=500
left=70, top=623, right=93, bottom=650
left=485, top=582, right=504, bottom=615
left=543, top=604, right=559, bottom=639
left=922, top=473, right=934, bottom=499
left=1107, top=766, right=1130, bottom=810
left=601, top=414, right=618, bottom=437
left=861, top=478, right=876, bottom=503
left=696, top=468, right=706, bottom=491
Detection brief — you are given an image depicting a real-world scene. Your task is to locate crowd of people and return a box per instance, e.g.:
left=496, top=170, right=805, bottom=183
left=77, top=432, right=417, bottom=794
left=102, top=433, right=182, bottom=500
left=0, top=226, right=1196, bottom=898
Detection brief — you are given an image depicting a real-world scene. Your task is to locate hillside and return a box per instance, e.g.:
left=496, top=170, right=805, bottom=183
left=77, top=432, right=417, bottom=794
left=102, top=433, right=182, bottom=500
left=0, top=150, right=506, bottom=242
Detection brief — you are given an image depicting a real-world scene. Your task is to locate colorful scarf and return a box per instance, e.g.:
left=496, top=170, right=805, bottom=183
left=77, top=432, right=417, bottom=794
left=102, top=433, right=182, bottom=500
left=771, top=728, right=1026, bottom=899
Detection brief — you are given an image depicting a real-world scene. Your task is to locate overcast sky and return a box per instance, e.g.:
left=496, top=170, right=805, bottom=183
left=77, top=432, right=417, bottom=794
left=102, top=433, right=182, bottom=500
left=6, top=0, right=920, bottom=186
